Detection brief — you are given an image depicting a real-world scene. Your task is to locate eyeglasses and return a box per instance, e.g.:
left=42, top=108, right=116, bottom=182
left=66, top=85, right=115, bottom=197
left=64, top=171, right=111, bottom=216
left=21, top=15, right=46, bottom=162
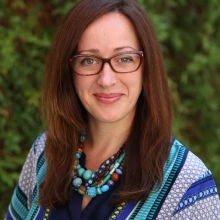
left=69, top=51, right=144, bottom=76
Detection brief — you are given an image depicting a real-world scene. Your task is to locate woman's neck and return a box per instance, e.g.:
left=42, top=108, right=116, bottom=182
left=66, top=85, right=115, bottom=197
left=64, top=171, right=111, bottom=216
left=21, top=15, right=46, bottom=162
left=82, top=117, right=132, bottom=170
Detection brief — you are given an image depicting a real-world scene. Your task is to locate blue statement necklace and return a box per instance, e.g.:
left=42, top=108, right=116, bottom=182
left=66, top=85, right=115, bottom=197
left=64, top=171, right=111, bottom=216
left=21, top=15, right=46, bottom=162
left=72, top=131, right=125, bottom=198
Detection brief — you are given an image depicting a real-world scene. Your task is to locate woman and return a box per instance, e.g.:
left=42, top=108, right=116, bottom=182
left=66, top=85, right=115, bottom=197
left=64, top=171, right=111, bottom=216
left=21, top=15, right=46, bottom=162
left=6, top=0, right=220, bottom=219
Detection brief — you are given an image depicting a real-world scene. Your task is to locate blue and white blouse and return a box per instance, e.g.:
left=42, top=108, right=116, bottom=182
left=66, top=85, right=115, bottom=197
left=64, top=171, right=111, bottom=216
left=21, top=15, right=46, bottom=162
left=6, top=132, right=220, bottom=219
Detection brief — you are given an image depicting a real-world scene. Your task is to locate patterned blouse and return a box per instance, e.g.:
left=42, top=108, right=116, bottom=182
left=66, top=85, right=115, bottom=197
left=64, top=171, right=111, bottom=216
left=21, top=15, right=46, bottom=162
left=6, top=132, right=220, bottom=219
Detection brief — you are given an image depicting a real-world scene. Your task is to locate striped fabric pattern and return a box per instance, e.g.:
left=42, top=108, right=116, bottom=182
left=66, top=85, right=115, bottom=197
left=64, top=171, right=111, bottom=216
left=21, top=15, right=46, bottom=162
left=6, top=134, right=220, bottom=220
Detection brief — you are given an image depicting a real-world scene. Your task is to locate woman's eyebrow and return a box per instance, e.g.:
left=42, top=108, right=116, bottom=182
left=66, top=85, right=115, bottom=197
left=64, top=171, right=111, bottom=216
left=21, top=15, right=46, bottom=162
left=114, top=46, right=136, bottom=52
left=78, top=48, right=100, bottom=54
left=78, top=46, right=136, bottom=54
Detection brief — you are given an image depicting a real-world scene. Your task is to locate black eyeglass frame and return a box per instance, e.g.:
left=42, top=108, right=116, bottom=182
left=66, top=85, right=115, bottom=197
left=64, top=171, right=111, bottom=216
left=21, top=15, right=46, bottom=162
left=69, top=50, right=144, bottom=76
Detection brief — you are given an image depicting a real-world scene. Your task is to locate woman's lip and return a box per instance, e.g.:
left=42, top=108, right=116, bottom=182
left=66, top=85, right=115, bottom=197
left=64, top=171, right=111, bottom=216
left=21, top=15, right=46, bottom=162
left=94, top=93, right=122, bottom=104
left=94, top=93, right=122, bottom=98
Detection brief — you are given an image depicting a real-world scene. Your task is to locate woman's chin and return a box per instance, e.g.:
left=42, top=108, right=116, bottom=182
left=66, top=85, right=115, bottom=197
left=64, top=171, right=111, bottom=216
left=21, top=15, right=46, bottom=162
left=89, top=109, right=135, bottom=125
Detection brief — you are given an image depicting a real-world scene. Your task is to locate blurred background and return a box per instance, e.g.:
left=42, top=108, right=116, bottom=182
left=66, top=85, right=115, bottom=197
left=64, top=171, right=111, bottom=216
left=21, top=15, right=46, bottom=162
left=0, top=0, right=219, bottom=217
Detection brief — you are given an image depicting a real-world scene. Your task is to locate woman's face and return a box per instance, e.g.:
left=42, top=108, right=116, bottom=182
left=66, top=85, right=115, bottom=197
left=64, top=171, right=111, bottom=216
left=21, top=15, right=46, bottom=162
left=73, top=12, right=143, bottom=124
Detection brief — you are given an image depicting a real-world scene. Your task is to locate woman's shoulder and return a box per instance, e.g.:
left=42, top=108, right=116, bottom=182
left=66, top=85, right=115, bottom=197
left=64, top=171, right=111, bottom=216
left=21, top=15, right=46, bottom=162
left=171, top=139, right=208, bottom=177
left=18, top=131, right=47, bottom=188
left=18, top=132, right=47, bottom=195
left=6, top=132, right=48, bottom=220
left=157, top=139, right=220, bottom=219
left=163, top=138, right=210, bottom=198
left=114, top=139, right=219, bottom=219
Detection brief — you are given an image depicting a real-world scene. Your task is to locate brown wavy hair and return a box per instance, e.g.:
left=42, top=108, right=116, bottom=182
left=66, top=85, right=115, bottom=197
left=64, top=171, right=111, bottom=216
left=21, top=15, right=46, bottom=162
left=40, top=0, right=173, bottom=207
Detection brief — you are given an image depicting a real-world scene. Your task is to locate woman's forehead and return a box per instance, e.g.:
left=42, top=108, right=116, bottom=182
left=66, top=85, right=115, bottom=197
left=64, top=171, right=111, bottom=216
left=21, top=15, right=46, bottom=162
left=77, top=12, right=141, bottom=55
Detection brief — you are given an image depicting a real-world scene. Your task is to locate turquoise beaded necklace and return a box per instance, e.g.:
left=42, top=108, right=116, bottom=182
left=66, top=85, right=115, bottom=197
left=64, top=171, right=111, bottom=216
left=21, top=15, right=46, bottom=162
left=72, top=131, right=125, bottom=198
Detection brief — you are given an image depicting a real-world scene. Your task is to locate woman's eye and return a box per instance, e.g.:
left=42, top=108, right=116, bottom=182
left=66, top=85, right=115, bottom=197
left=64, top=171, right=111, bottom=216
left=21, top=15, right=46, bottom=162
left=119, top=57, right=133, bottom=63
left=80, top=58, right=97, bottom=65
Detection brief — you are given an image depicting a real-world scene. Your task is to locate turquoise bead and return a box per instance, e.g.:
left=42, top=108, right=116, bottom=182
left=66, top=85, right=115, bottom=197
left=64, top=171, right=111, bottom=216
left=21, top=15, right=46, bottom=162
left=77, top=164, right=81, bottom=169
left=101, top=185, right=109, bottom=192
left=103, top=174, right=111, bottom=183
left=83, top=170, right=93, bottom=180
left=76, top=152, right=81, bottom=159
left=114, top=162, right=120, bottom=168
left=73, top=177, right=82, bottom=187
left=87, top=187, right=97, bottom=198
left=97, top=187, right=102, bottom=194
left=78, top=168, right=85, bottom=177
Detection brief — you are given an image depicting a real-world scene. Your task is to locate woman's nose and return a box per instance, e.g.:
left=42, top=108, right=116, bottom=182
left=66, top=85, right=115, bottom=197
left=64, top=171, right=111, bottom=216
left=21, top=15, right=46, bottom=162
left=97, top=62, right=116, bottom=88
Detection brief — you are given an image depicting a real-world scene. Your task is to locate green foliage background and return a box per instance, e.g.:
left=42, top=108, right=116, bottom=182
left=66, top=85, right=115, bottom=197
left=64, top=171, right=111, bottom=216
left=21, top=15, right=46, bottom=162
left=0, top=0, right=219, bottom=216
